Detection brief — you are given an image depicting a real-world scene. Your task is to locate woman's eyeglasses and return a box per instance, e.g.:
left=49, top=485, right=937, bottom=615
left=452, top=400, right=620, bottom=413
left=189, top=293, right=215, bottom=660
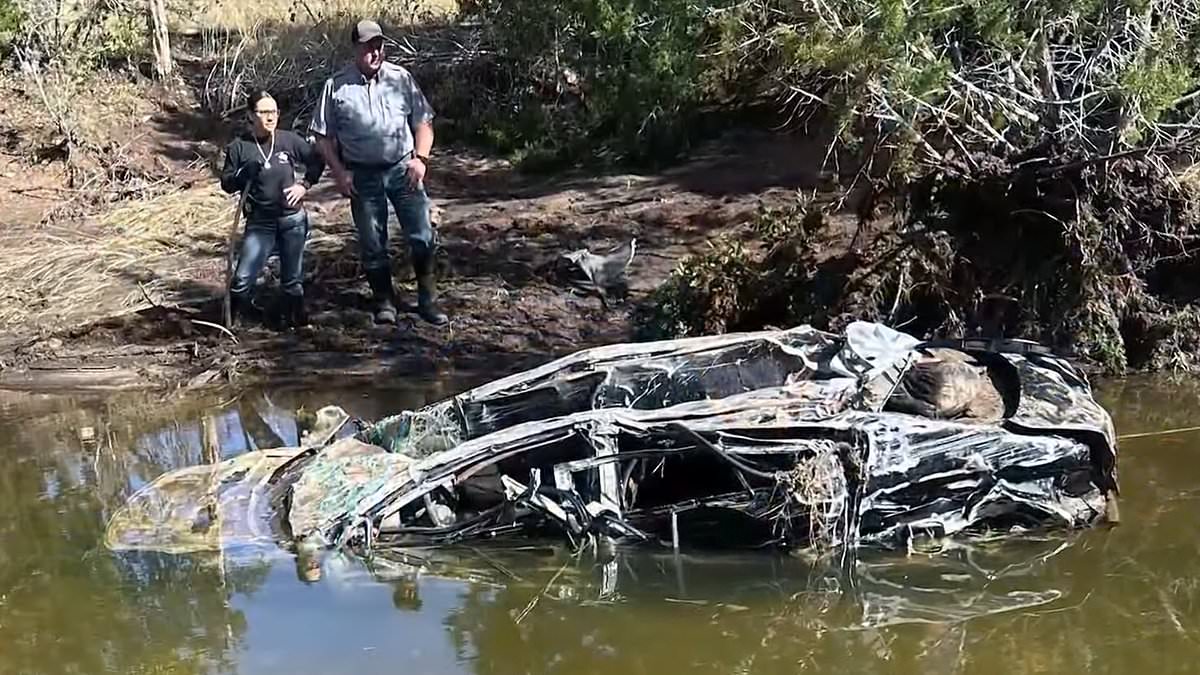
left=254, top=109, right=279, bottom=116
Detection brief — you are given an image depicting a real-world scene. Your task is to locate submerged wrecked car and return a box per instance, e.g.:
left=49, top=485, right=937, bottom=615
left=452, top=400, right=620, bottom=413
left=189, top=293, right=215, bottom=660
left=105, top=322, right=1119, bottom=558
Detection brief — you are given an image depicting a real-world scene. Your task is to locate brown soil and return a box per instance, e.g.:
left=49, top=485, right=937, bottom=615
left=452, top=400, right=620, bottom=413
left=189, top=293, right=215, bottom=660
left=0, top=83, right=837, bottom=391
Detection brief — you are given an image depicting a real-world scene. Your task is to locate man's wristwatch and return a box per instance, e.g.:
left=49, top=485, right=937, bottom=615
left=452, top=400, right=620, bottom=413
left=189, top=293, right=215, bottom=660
left=414, top=153, right=430, bottom=165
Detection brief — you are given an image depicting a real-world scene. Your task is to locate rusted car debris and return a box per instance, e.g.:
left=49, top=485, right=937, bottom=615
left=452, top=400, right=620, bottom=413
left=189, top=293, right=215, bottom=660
left=105, top=322, right=1119, bottom=558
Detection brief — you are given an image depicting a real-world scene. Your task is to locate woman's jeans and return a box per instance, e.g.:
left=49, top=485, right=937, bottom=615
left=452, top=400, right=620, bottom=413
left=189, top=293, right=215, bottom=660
left=231, top=210, right=308, bottom=298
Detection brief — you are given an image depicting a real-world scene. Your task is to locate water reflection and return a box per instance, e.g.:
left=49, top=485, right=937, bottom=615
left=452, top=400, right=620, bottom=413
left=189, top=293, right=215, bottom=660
left=0, top=391, right=251, bottom=675
left=0, top=384, right=461, bottom=675
left=364, top=535, right=1078, bottom=624
left=0, top=378, right=1197, bottom=674
left=332, top=536, right=1078, bottom=673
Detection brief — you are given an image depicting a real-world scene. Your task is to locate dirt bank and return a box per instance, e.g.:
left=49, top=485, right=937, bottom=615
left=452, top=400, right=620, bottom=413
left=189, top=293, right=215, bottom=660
left=0, top=116, right=830, bottom=391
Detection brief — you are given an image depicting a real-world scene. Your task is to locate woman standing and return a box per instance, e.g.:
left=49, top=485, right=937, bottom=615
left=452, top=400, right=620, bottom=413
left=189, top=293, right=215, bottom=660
left=220, top=89, right=324, bottom=328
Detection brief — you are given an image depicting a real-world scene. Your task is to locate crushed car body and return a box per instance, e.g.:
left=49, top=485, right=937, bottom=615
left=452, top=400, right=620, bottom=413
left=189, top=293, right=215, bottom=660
left=105, top=322, right=1119, bottom=557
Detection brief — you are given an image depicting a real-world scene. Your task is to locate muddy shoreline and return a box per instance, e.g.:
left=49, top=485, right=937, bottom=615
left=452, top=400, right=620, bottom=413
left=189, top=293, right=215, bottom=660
left=0, top=131, right=830, bottom=392
left=0, top=280, right=631, bottom=392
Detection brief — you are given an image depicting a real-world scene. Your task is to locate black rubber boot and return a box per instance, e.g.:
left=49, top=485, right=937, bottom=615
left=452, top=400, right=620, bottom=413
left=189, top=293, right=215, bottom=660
left=416, top=274, right=449, bottom=325
left=365, top=267, right=398, bottom=324
left=413, top=252, right=448, bottom=325
left=283, top=294, right=308, bottom=329
left=228, top=290, right=251, bottom=328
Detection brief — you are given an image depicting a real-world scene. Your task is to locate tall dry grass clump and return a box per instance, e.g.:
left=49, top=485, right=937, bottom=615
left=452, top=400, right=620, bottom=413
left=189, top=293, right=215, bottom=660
left=183, top=0, right=466, bottom=122
left=180, top=0, right=457, bottom=35
left=0, top=187, right=232, bottom=330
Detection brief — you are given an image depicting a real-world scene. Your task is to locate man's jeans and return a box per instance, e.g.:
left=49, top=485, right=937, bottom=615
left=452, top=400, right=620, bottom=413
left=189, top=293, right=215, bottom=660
left=349, top=161, right=434, bottom=272
left=231, top=210, right=308, bottom=297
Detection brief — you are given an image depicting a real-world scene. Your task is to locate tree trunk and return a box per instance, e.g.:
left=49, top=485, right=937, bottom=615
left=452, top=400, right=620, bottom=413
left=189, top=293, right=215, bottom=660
left=148, top=0, right=173, bottom=78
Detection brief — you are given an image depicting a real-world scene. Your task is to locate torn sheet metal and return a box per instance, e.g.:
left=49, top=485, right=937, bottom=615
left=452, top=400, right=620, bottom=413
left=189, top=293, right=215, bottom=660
left=286, top=438, right=414, bottom=542
left=334, top=399, right=1103, bottom=553
left=105, top=322, right=1119, bottom=557
left=105, top=447, right=304, bottom=554
left=359, top=324, right=848, bottom=457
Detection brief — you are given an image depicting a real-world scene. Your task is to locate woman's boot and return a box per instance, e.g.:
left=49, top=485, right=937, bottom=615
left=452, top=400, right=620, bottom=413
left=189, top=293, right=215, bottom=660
left=229, top=290, right=251, bottom=328
left=285, top=293, right=308, bottom=328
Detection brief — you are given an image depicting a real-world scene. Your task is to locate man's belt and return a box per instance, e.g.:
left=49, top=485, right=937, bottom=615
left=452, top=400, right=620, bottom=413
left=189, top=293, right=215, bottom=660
left=345, top=151, right=415, bottom=171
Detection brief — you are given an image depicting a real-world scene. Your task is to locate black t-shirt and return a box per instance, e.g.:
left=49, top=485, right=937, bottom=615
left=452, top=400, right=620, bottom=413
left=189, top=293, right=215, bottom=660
left=220, top=130, right=325, bottom=220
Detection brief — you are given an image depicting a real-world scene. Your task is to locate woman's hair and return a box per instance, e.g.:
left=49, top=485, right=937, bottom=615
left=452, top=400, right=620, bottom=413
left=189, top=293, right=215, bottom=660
left=246, top=89, right=275, bottom=113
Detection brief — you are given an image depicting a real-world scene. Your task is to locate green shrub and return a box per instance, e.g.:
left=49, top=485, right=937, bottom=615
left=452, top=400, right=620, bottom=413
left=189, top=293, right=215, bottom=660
left=461, top=0, right=718, bottom=167
left=460, top=0, right=1200, bottom=170
left=93, top=10, right=148, bottom=65
left=0, top=0, right=24, bottom=56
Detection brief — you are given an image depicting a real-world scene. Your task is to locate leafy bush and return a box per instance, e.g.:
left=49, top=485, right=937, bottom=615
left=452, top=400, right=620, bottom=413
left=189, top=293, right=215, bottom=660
left=640, top=142, right=1200, bottom=374
left=11, top=0, right=152, bottom=69
left=93, top=10, right=148, bottom=65
left=460, top=0, right=1200, bottom=170
left=0, top=0, right=24, bottom=56
left=634, top=201, right=818, bottom=340
left=606, top=0, right=1200, bottom=373
left=462, top=0, right=717, bottom=166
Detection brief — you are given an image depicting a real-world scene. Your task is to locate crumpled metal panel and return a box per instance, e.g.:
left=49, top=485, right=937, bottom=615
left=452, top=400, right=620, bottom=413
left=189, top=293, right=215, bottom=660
left=347, top=380, right=865, bottom=537
left=360, top=326, right=842, bottom=457
left=335, top=323, right=1115, bottom=551
left=286, top=438, right=413, bottom=542
left=849, top=411, right=1103, bottom=545
left=327, top=382, right=1109, bottom=551
left=105, top=448, right=302, bottom=554
left=1001, top=352, right=1119, bottom=490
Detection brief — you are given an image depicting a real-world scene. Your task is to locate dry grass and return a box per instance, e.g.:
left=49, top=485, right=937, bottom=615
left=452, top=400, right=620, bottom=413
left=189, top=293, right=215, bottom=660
left=100, top=185, right=230, bottom=240
left=0, top=187, right=235, bottom=330
left=176, top=0, right=474, bottom=120
left=195, top=15, right=348, bottom=118
left=174, top=0, right=458, bottom=34
left=786, top=443, right=851, bottom=550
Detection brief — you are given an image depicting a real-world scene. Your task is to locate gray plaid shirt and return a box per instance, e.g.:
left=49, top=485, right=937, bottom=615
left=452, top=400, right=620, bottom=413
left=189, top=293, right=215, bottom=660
left=310, top=62, right=435, bottom=166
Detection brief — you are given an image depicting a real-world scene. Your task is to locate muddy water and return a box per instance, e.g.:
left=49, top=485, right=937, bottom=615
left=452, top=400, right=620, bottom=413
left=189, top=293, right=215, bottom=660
left=0, top=375, right=1197, bottom=675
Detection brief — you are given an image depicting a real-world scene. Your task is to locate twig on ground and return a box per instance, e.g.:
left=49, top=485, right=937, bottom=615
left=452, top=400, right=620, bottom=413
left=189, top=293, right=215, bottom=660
left=191, top=319, right=239, bottom=343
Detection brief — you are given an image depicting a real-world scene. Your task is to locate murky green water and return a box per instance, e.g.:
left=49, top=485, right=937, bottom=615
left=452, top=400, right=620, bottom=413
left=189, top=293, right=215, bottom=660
left=1, top=375, right=1198, bottom=675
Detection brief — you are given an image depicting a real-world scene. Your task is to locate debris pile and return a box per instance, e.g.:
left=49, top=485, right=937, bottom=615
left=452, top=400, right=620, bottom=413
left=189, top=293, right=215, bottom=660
left=643, top=141, right=1200, bottom=375
left=106, top=322, right=1119, bottom=557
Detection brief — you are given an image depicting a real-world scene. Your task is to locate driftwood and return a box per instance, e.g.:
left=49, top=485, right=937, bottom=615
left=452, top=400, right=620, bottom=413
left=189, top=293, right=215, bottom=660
left=222, top=190, right=249, bottom=329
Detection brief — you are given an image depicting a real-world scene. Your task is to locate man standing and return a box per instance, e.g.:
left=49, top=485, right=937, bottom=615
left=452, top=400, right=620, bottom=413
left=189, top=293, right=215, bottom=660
left=310, top=19, right=448, bottom=325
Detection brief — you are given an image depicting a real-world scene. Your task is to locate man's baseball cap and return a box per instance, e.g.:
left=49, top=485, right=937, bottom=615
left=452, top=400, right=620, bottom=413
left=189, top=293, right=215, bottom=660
left=351, top=19, right=384, bottom=43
